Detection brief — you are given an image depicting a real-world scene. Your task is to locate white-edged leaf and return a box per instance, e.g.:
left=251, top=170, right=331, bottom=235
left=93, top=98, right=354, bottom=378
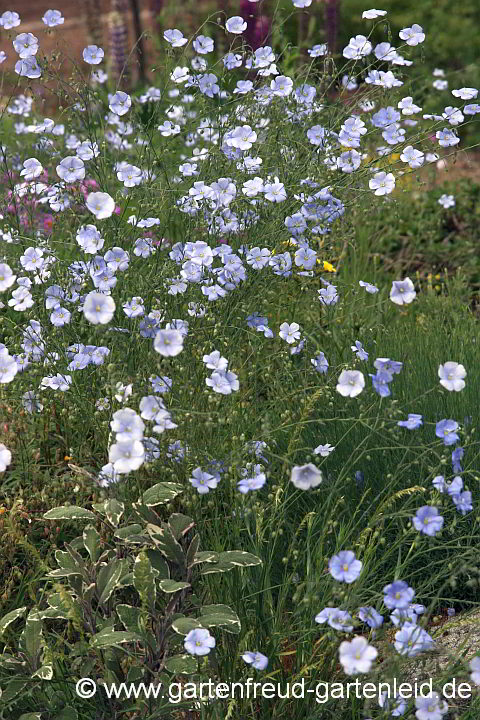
left=19, top=616, right=44, bottom=662
left=168, top=513, right=194, bottom=540
left=141, top=482, right=184, bottom=507
left=199, top=604, right=241, bottom=634
left=0, top=607, right=27, bottom=636
left=217, top=551, right=262, bottom=567
left=32, top=664, right=53, bottom=680
left=191, top=551, right=218, bottom=565
left=114, top=524, right=143, bottom=539
left=170, top=617, right=203, bottom=635
left=164, top=654, right=197, bottom=674
left=116, top=604, right=144, bottom=633
left=97, top=562, right=123, bottom=605
left=90, top=629, right=143, bottom=648
left=91, top=502, right=107, bottom=515
left=104, top=499, right=124, bottom=527
left=158, top=580, right=190, bottom=593
left=83, top=525, right=101, bottom=562
left=43, top=506, right=95, bottom=521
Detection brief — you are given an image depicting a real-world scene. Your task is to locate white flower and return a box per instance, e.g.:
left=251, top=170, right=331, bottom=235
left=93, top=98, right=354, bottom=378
left=1, top=11, right=20, bottom=29
left=206, top=370, right=239, bottom=394
left=153, top=329, right=184, bottom=357
left=336, top=370, right=365, bottom=398
left=203, top=350, right=228, bottom=371
left=83, top=45, right=104, bottom=64
left=290, top=463, right=323, bottom=490
left=109, top=91, right=132, bottom=116
left=339, top=636, right=377, bottom=675
left=369, top=171, right=395, bottom=195
left=0, top=263, right=16, bottom=291
left=184, top=628, right=216, bottom=656
left=438, top=193, right=455, bottom=209
left=415, top=692, right=448, bottom=720
left=86, top=192, right=115, bottom=219
left=242, top=651, right=269, bottom=669
left=292, top=0, right=312, bottom=8
left=390, top=278, right=416, bottom=305
left=0, top=443, right=12, bottom=472
left=109, top=439, right=145, bottom=473
left=13, top=32, right=39, bottom=59
left=83, top=291, right=116, bottom=325
left=170, top=66, right=190, bottom=83
left=399, top=24, right=425, bottom=46
left=362, top=9, right=387, bottom=19
left=469, top=656, right=480, bottom=685
left=438, top=362, right=466, bottom=392
left=400, top=145, right=424, bottom=168
left=279, top=322, right=300, bottom=344
left=313, top=443, right=335, bottom=457
left=270, top=75, right=293, bottom=97
left=15, top=57, right=42, bottom=78
left=226, top=16, right=247, bottom=34
left=20, top=158, right=43, bottom=180
left=115, top=382, right=133, bottom=403
left=163, top=29, right=188, bottom=47
left=452, top=87, right=478, bottom=100
left=111, top=408, right=145, bottom=442
left=0, top=349, right=18, bottom=384
left=343, top=35, right=372, bottom=59
left=57, top=156, right=85, bottom=182
left=42, top=10, right=64, bottom=27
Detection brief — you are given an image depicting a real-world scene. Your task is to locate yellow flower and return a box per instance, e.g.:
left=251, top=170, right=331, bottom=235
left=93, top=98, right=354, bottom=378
left=323, top=261, right=337, bottom=273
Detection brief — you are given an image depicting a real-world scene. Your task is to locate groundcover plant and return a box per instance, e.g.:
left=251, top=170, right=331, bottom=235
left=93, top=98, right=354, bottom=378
left=0, top=3, right=480, bottom=719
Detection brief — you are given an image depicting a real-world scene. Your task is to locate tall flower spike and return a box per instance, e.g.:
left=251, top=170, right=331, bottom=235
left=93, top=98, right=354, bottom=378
left=108, top=0, right=130, bottom=89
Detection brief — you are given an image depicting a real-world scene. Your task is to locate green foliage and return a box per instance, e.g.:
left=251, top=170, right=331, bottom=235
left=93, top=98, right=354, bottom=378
left=0, top=490, right=258, bottom=717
